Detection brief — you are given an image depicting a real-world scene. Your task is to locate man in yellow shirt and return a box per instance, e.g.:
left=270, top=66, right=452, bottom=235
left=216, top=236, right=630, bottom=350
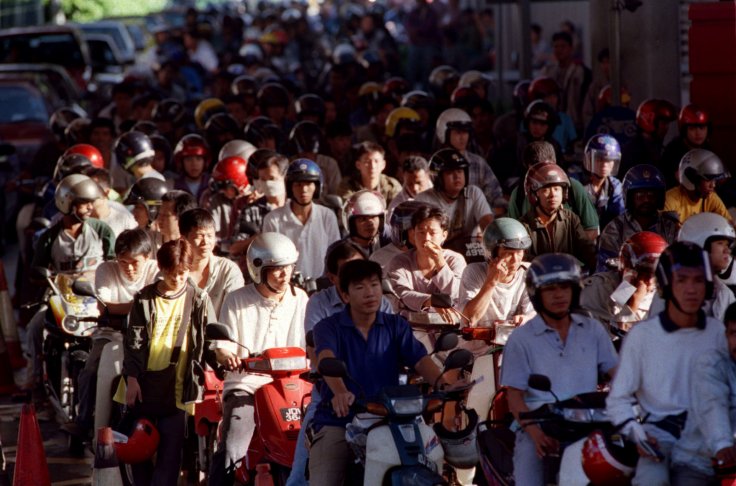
left=664, top=149, right=732, bottom=223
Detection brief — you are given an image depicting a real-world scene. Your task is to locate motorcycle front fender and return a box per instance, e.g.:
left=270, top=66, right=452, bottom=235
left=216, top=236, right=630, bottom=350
left=383, top=465, right=447, bottom=486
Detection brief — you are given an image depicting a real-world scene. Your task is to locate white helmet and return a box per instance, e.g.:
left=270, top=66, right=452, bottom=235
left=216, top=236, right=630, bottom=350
left=678, top=149, right=729, bottom=191
left=218, top=139, right=257, bottom=162
left=55, top=174, right=103, bottom=215
left=435, top=108, right=472, bottom=145
left=678, top=212, right=736, bottom=250
left=246, top=232, right=299, bottom=284
left=342, top=190, right=386, bottom=233
left=458, top=70, right=490, bottom=89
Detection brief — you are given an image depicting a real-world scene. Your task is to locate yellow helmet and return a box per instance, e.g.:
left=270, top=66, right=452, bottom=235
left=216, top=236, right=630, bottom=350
left=385, top=107, right=421, bottom=138
left=358, top=81, right=382, bottom=99
left=194, top=98, right=226, bottom=130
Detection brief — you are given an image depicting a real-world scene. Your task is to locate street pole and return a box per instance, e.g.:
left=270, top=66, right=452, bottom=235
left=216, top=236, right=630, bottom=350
left=609, top=0, right=622, bottom=106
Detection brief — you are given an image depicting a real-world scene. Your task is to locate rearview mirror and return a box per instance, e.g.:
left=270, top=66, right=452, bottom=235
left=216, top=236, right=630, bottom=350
left=72, top=279, right=96, bottom=298
left=205, top=323, right=234, bottom=342
left=443, top=349, right=473, bottom=371
left=33, top=266, right=52, bottom=279
left=318, top=358, right=348, bottom=379
left=528, top=374, right=552, bottom=392
left=433, top=331, right=458, bottom=353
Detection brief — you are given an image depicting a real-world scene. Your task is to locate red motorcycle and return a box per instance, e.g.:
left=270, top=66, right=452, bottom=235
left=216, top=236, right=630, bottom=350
left=193, top=368, right=224, bottom=477
left=205, top=323, right=313, bottom=485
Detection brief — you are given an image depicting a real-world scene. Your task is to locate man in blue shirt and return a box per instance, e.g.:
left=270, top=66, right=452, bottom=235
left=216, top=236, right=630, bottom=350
left=310, top=259, right=445, bottom=485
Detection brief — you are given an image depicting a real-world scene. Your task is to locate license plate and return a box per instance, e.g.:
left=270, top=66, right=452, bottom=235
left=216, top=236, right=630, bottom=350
left=280, top=407, right=301, bottom=422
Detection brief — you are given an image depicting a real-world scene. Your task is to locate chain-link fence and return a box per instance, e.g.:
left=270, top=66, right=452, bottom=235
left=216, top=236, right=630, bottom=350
left=0, top=0, right=44, bottom=29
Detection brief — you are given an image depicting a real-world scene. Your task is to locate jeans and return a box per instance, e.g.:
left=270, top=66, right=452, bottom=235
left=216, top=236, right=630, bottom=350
left=208, top=391, right=256, bottom=486
left=285, top=388, right=321, bottom=486
left=131, top=409, right=186, bottom=486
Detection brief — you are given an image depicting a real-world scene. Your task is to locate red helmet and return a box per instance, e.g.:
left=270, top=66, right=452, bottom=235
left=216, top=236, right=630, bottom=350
left=382, top=77, right=410, bottom=102
left=619, top=231, right=668, bottom=273
left=174, top=134, right=211, bottom=168
left=596, top=85, right=632, bottom=112
left=524, top=161, right=569, bottom=207
left=113, top=419, right=160, bottom=464
left=211, top=156, right=250, bottom=192
left=636, top=99, right=677, bottom=133
left=450, top=86, right=481, bottom=108
left=678, top=104, right=709, bottom=131
left=64, top=144, right=105, bottom=169
left=582, top=429, right=638, bottom=486
left=529, top=77, right=560, bottom=100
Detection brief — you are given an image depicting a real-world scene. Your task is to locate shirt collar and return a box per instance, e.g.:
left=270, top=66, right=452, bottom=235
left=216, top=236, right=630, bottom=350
left=659, top=309, right=706, bottom=332
left=337, top=306, right=385, bottom=327
left=530, top=313, right=584, bottom=335
left=326, top=286, right=344, bottom=308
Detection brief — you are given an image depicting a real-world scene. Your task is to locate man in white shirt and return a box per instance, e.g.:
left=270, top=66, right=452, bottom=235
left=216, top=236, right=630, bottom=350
left=606, top=242, right=728, bottom=485
left=210, top=233, right=307, bottom=486
left=262, top=159, right=340, bottom=280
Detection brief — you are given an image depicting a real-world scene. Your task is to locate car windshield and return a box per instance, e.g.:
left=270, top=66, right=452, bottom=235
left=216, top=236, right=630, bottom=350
left=0, top=33, right=85, bottom=68
left=80, top=25, right=130, bottom=55
left=0, top=85, right=48, bottom=123
left=88, top=39, right=118, bottom=66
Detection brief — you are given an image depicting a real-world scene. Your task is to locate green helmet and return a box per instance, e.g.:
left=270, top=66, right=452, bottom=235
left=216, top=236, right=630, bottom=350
left=482, top=218, right=531, bottom=259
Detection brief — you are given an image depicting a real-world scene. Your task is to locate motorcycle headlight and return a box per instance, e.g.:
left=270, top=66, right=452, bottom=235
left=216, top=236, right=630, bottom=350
left=269, top=356, right=308, bottom=371
left=390, top=397, right=424, bottom=415
left=62, top=315, right=79, bottom=332
left=562, top=408, right=608, bottom=423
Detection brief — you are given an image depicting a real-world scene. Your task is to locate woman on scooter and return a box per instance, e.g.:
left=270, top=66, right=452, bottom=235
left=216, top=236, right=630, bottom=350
left=118, top=238, right=216, bottom=486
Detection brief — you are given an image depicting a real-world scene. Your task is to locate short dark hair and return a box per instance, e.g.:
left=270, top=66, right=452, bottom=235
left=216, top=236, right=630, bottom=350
left=179, top=208, right=215, bottom=236
left=114, top=228, right=152, bottom=257
left=523, top=141, right=557, bottom=167
left=354, top=141, right=385, bottom=161
left=552, top=31, right=573, bottom=46
left=325, top=240, right=364, bottom=276
left=325, top=119, right=352, bottom=138
left=162, top=190, right=197, bottom=218
left=402, top=156, right=429, bottom=173
left=89, top=117, right=116, bottom=135
left=411, top=205, right=449, bottom=231
left=257, top=154, right=289, bottom=175
left=157, top=238, right=193, bottom=274
left=530, top=23, right=542, bottom=35
left=338, top=259, right=382, bottom=293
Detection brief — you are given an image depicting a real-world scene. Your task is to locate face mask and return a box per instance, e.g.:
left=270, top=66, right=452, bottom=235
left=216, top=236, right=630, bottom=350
left=255, top=179, right=285, bottom=197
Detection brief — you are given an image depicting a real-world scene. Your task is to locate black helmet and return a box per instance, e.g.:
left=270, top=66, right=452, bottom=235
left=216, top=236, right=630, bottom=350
left=621, top=164, right=666, bottom=212
left=526, top=253, right=582, bottom=316
left=114, top=131, right=155, bottom=173
left=231, top=75, right=259, bottom=97
left=204, top=113, right=240, bottom=141
left=429, top=148, right=469, bottom=192
left=285, top=158, right=322, bottom=200
left=244, top=116, right=282, bottom=148
left=295, top=94, right=326, bottom=122
left=524, top=100, right=559, bottom=133
left=332, top=43, right=358, bottom=66
left=131, top=120, right=159, bottom=137
left=288, top=121, right=324, bottom=156
left=123, top=178, right=168, bottom=225
left=656, top=241, right=714, bottom=302
left=428, top=65, right=459, bottom=98
left=54, top=153, right=93, bottom=183
left=64, top=117, right=91, bottom=145
left=257, top=82, right=290, bottom=111
left=152, top=99, right=186, bottom=126
left=401, top=90, right=435, bottom=111
left=150, top=134, right=172, bottom=171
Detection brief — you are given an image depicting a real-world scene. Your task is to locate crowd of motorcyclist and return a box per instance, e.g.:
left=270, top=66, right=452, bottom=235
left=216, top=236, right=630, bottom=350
left=5, top=1, right=736, bottom=485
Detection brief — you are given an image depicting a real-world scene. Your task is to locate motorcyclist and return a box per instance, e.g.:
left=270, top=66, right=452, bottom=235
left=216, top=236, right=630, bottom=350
left=619, top=98, right=677, bottom=176
left=499, top=253, right=618, bottom=485
left=340, top=189, right=390, bottom=258
left=287, top=120, right=343, bottom=196
left=113, top=130, right=166, bottom=184
left=336, top=141, right=401, bottom=205
left=171, top=134, right=211, bottom=202
left=661, top=104, right=712, bottom=188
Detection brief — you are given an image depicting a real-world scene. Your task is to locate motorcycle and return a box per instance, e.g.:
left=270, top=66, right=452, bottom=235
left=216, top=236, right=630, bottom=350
left=205, top=322, right=313, bottom=485
left=317, top=334, right=476, bottom=486
left=193, top=366, right=224, bottom=478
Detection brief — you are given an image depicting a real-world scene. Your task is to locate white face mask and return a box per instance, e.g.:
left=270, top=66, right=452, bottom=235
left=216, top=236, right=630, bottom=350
left=255, top=179, right=285, bottom=197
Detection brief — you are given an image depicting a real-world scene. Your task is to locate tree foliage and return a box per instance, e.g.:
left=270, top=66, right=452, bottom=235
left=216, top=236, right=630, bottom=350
left=59, top=0, right=167, bottom=22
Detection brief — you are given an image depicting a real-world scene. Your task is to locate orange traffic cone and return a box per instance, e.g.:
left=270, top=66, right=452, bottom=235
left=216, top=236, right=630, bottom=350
left=0, top=331, right=16, bottom=394
left=92, top=427, right=122, bottom=486
left=0, top=262, right=24, bottom=370
left=12, top=404, right=50, bottom=486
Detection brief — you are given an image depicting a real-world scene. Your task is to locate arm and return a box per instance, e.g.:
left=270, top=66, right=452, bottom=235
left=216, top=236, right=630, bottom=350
left=214, top=295, right=241, bottom=371
left=428, top=252, right=466, bottom=304
left=605, top=328, right=642, bottom=426
left=692, top=354, right=735, bottom=456
left=507, top=387, right=559, bottom=457
left=462, top=262, right=504, bottom=326
left=317, top=349, right=354, bottom=418
left=388, top=259, right=432, bottom=311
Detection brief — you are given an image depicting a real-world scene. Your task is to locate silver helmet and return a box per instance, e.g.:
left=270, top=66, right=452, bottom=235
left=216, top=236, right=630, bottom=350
left=246, top=232, right=299, bottom=284
left=55, top=174, right=102, bottom=215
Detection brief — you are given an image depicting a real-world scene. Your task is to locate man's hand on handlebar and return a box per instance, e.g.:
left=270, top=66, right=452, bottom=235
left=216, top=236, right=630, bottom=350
left=331, top=391, right=355, bottom=418
left=215, top=348, right=242, bottom=371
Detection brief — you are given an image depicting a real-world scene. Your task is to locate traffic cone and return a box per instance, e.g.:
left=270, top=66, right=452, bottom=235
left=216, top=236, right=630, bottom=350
left=0, top=331, right=17, bottom=394
left=92, top=427, right=123, bottom=486
left=13, top=404, right=50, bottom=486
left=0, top=262, right=25, bottom=370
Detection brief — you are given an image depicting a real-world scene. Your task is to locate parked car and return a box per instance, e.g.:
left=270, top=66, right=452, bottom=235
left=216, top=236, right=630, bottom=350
left=0, top=63, right=83, bottom=112
left=0, top=80, right=56, bottom=169
left=74, top=20, right=137, bottom=65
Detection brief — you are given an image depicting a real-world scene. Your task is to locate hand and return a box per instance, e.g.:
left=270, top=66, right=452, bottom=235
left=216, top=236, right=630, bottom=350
left=435, top=306, right=463, bottom=324
left=125, top=377, right=142, bottom=407
left=715, top=446, right=736, bottom=468
left=512, top=315, right=524, bottom=325
left=423, top=241, right=446, bottom=269
left=486, top=255, right=511, bottom=285
left=331, top=391, right=355, bottom=418
left=636, top=434, right=662, bottom=462
left=526, top=424, right=559, bottom=457
left=215, top=348, right=241, bottom=371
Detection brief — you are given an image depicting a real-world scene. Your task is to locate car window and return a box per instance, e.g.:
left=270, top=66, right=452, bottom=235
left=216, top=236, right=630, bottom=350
left=88, top=39, right=117, bottom=66
left=0, top=85, right=48, bottom=123
left=80, top=25, right=130, bottom=55
left=0, top=33, right=85, bottom=68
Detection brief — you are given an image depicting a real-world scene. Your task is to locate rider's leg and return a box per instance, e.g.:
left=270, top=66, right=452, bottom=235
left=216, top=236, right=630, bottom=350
left=308, top=425, right=353, bottom=485
left=285, top=388, right=321, bottom=486
left=208, top=391, right=256, bottom=486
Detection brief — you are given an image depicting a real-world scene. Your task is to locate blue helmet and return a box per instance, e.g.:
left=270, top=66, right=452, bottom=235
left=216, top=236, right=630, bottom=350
left=621, top=164, right=666, bottom=211
left=286, top=158, right=323, bottom=199
left=584, top=134, right=621, bottom=177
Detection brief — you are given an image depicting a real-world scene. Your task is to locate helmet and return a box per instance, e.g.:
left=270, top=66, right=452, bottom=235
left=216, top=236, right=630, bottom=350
left=64, top=118, right=90, bottom=145
left=246, top=232, right=299, bottom=284
left=678, top=212, right=736, bottom=251
left=458, top=70, right=491, bottom=90
left=113, top=419, right=160, bottom=464
left=619, top=231, right=668, bottom=273
left=436, top=108, right=472, bottom=145
left=385, top=107, right=421, bottom=138
left=211, top=156, right=249, bottom=193
left=247, top=148, right=278, bottom=182
left=583, top=135, right=621, bottom=177
left=428, top=65, right=459, bottom=97
left=429, top=148, right=469, bottom=192
left=239, top=44, right=264, bottom=66
left=194, top=98, right=227, bottom=130
left=636, top=99, right=677, bottom=134
left=433, top=408, right=480, bottom=469
left=218, top=139, right=257, bottom=162
left=678, top=149, right=728, bottom=192
left=257, top=83, right=290, bottom=110
left=54, top=153, right=93, bottom=183
left=288, top=121, right=324, bottom=155
left=524, top=162, right=570, bottom=207
left=131, top=121, right=158, bottom=137
left=50, top=107, right=83, bottom=140
left=596, top=84, right=632, bottom=111
left=244, top=116, right=282, bottom=148
left=526, top=253, right=582, bottom=313
left=581, top=430, right=638, bottom=486
left=231, top=75, right=259, bottom=97
left=332, top=43, right=357, bottom=66
left=389, top=200, right=425, bottom=249
left=152, top=99, right=186, bottom=126
left=621, top=164, right=666, bottom=212
left=678, top=104, right=709, bottom=131
left=295, top=94, right=326, bottom=122
left=524, top=100, right=559, bottom=132
left=342, top=190, right=386, bottom=235
left=401, top=90, right=434, bottom=111
left=450, top=86, right=481, bottom=109
left=482, top=218, right=531, bottom=260
left=656, top=241, right=714, bottom=302
left=114, top=131, right=155, bottom=172
left=174, top=134, right=211, bottom=169
left=358, top=82, right=382, bottom=101
left=382, top=77, right=410, bottom=102
left=55, top=174, right=102, bottom=214
left=285, top=158, right=323, bottom=200
left=529, top=77, right=560, bottom=100
left=512, top=80, right=531, bottom=112
left=123, top=178, right=168, bottom=223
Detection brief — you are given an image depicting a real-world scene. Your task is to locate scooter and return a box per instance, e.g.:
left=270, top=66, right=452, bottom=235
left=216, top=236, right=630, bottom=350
left=317, top=334, right=476, bottom=486
left=205, top=323, right=313, bottom=485
left=193, top=367, right=224, bottom=477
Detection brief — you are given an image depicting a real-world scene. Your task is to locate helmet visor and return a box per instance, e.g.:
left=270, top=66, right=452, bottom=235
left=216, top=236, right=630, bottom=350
left=589, top=149, right=621, bottom=178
